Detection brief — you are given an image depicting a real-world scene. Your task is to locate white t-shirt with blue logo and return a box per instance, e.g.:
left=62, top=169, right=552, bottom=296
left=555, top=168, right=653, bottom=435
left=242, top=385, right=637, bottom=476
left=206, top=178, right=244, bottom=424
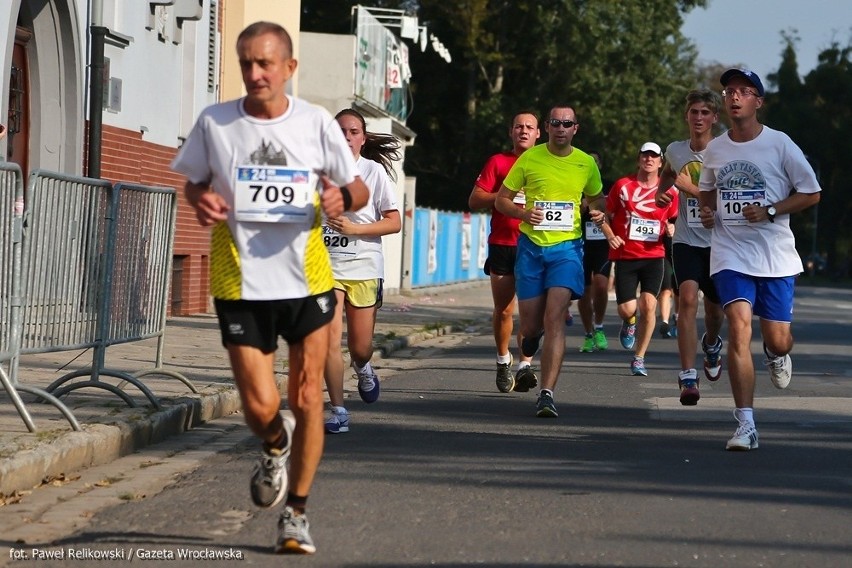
left=699, top=126, right=820, bottom=277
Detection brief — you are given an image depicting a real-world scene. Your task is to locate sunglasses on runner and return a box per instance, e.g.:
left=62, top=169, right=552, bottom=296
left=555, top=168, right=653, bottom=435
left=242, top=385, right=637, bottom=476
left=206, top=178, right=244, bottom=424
left=548, top=118, right=577, bottom=128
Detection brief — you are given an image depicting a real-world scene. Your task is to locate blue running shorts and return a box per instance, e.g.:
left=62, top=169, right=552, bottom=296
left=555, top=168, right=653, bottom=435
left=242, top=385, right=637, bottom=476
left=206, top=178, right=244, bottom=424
left=712, top=269, right=795, bottom=323
left=515, top=234, right=584, bottom=301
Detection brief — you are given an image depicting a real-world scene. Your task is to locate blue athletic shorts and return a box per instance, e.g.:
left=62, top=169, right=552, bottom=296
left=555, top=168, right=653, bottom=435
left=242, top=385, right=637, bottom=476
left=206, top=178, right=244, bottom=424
left=515, top=234, right=584, bottom=301
left=712, top=269, right=795, bottom=323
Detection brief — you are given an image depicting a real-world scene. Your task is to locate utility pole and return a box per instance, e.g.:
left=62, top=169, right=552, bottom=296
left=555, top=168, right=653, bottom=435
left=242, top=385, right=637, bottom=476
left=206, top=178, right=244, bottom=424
left=87, top=25, right=107, bottom=179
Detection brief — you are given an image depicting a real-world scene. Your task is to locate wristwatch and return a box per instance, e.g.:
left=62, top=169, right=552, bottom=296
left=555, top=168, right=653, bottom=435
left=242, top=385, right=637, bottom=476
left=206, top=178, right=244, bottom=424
left=766, top=205, right=777, bottom=223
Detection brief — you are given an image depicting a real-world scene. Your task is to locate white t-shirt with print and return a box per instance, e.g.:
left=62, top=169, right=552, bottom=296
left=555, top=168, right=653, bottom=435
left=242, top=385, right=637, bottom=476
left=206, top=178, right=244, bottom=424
left=325, top=156, right=399, bottom=280
left=171, top=96, right=359, bottom=301
left=698, top=126, right=820, bottom=277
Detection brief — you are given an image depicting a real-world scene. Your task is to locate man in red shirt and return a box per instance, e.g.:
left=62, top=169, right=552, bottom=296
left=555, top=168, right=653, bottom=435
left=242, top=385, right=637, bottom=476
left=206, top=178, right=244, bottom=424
left=604, top=142, right=679, bottom=376
left=468, top=110, right=540, bottom=393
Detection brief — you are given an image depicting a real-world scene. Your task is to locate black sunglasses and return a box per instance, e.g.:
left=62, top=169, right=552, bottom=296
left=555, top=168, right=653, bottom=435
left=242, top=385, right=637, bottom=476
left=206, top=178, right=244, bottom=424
left=548, top=118, right=577, bottom=128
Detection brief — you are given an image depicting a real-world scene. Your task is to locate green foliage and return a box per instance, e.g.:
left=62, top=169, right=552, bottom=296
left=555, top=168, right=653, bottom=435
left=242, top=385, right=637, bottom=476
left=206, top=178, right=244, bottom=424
left=401, top=0, right=707, bottom=208
left=299, top=3, right=852, bottom=280
left=764, top=35, right=852, bottom=277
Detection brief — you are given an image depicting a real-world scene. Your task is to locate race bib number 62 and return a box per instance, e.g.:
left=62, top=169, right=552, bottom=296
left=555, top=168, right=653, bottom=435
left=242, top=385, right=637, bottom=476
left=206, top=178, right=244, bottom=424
left=533, top=201, right=575, bottom=231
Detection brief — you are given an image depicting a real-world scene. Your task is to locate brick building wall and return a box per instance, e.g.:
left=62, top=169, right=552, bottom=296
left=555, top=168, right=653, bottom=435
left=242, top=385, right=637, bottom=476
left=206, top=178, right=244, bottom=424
left=87, top=123, right=211, bottom=315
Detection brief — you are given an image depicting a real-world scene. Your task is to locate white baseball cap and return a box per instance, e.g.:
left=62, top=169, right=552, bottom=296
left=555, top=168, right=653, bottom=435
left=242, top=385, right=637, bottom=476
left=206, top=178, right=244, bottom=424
left=639, top=142, right=662, bottom=155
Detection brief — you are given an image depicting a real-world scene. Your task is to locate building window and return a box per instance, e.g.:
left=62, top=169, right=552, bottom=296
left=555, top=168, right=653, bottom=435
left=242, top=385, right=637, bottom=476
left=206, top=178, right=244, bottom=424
left=207, top=1, right=219, bottom=93
left=171, top=255, right=185, bottom=314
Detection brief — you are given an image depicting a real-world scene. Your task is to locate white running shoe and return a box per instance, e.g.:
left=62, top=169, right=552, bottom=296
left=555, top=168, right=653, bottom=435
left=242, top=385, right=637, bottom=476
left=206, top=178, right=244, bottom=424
left=726, top=411, right=759, bottom=451
left=701, top=333, right=723, bottom=381
left=764, top=351, right=792, bottom=389
left=250, top=411, right=295, bottom=507
left=276, top=506, right=316, bottom=554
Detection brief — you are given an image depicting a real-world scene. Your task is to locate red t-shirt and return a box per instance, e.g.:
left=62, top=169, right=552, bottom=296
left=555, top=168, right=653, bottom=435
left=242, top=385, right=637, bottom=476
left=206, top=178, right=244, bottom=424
left=475, top=151, right=523, bottom=246
left=606, top=174, right=678, bottom=260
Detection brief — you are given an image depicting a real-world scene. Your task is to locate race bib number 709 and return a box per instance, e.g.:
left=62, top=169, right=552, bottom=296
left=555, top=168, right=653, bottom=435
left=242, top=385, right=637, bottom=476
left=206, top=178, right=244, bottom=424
left=234, top=166, right=315, bottom=223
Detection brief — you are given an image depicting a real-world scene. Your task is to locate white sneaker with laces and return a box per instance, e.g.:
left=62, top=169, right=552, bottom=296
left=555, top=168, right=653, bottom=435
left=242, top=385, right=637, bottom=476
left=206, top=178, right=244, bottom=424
left=726, top=411, right=759, bottom=451
left=250, top=410, right=295, bottom=507
left=764, top=353, right=792, bottom=389
left=276, top=506, right=316, bottom=554
left=324, top=407, right=350, bottom=434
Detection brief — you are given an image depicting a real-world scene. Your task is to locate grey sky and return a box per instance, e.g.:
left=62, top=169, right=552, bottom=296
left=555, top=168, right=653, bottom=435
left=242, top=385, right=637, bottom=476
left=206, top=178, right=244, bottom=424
left=681, top=0, right=851, bottom=89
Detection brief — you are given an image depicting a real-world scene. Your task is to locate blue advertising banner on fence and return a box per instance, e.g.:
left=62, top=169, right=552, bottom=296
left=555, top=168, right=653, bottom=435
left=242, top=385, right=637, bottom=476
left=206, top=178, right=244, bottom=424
left=410, top=208, right=489, bottom=288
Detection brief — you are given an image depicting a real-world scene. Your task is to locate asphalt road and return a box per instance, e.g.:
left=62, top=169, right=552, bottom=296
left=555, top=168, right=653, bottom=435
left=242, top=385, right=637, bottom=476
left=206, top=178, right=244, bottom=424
left=3, top=285, right=851, bottom=567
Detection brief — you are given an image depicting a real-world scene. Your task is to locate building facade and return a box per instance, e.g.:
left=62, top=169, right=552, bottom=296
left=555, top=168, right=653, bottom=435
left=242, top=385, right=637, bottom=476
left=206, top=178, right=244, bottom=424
left=1, top=1, right=425, bottom=314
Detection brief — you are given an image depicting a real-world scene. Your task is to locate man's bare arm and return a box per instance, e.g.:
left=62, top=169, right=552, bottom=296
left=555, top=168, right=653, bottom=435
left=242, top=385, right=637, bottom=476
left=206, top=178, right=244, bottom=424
left=184, top=181, right=229, bottom=226
left=468, top=186, right=496, bottom=211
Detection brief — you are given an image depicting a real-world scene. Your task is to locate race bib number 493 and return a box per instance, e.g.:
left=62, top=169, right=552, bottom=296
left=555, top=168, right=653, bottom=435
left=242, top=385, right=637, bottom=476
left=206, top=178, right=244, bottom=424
left=234, top=166, right=315, bottom=223
left=628, top=216, right=660, bottom=241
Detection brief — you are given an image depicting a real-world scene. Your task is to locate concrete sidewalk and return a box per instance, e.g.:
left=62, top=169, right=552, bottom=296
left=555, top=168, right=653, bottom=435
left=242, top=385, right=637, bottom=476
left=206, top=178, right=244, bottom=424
left=0, top=282, right=495, bottom=498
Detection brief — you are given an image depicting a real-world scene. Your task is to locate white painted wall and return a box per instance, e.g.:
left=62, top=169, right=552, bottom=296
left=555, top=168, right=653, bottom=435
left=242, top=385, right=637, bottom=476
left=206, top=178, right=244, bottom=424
left=298, top=32, right=357, bottom=114
left=299, top=32, right=411, bottom=294
left=93, top=3, right=216, bottom=147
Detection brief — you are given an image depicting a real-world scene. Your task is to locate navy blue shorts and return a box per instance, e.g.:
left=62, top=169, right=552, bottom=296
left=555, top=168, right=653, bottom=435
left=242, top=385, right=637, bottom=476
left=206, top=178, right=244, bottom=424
left=712, top=270, right=794, bottom=323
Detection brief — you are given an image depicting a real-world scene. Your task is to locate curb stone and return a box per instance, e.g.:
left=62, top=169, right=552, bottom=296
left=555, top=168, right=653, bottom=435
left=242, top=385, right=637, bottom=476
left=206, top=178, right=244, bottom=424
left=0, top=381, right=249, bottom=497
left=0, top=321, right=472, bottom=497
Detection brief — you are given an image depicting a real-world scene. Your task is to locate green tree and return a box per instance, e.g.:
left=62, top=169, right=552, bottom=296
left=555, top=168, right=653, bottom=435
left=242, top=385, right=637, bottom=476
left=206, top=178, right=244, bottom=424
left=764, top=35, right=852, bottom=277
left=405, top=0, right=708, bottom=209
left=301, top=0, right=708, bottom=210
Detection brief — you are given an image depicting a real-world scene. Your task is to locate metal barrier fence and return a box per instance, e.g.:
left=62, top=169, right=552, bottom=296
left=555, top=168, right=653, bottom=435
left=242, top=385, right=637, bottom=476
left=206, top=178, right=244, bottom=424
left=0, top=164, right=81, bottom=431
left=78, top=183, right=195, bottom=393
left=0, top=166, right=194, bottom=432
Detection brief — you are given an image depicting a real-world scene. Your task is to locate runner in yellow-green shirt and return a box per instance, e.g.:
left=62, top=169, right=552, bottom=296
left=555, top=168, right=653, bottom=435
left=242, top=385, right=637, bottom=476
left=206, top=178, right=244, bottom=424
left=495, top=103, right=605, bottom=418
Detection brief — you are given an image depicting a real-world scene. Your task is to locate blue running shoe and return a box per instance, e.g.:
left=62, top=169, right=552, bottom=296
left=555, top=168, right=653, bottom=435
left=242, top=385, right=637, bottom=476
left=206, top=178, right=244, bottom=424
left=324, top=407, right=350, bottom=434
left=702, top=333, right=723, bottom=381
left=631, top=356, right=648, bottom=376
left=356, top=363, right=380, bottom=403
left=619, top=319, right=637, bottom=350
